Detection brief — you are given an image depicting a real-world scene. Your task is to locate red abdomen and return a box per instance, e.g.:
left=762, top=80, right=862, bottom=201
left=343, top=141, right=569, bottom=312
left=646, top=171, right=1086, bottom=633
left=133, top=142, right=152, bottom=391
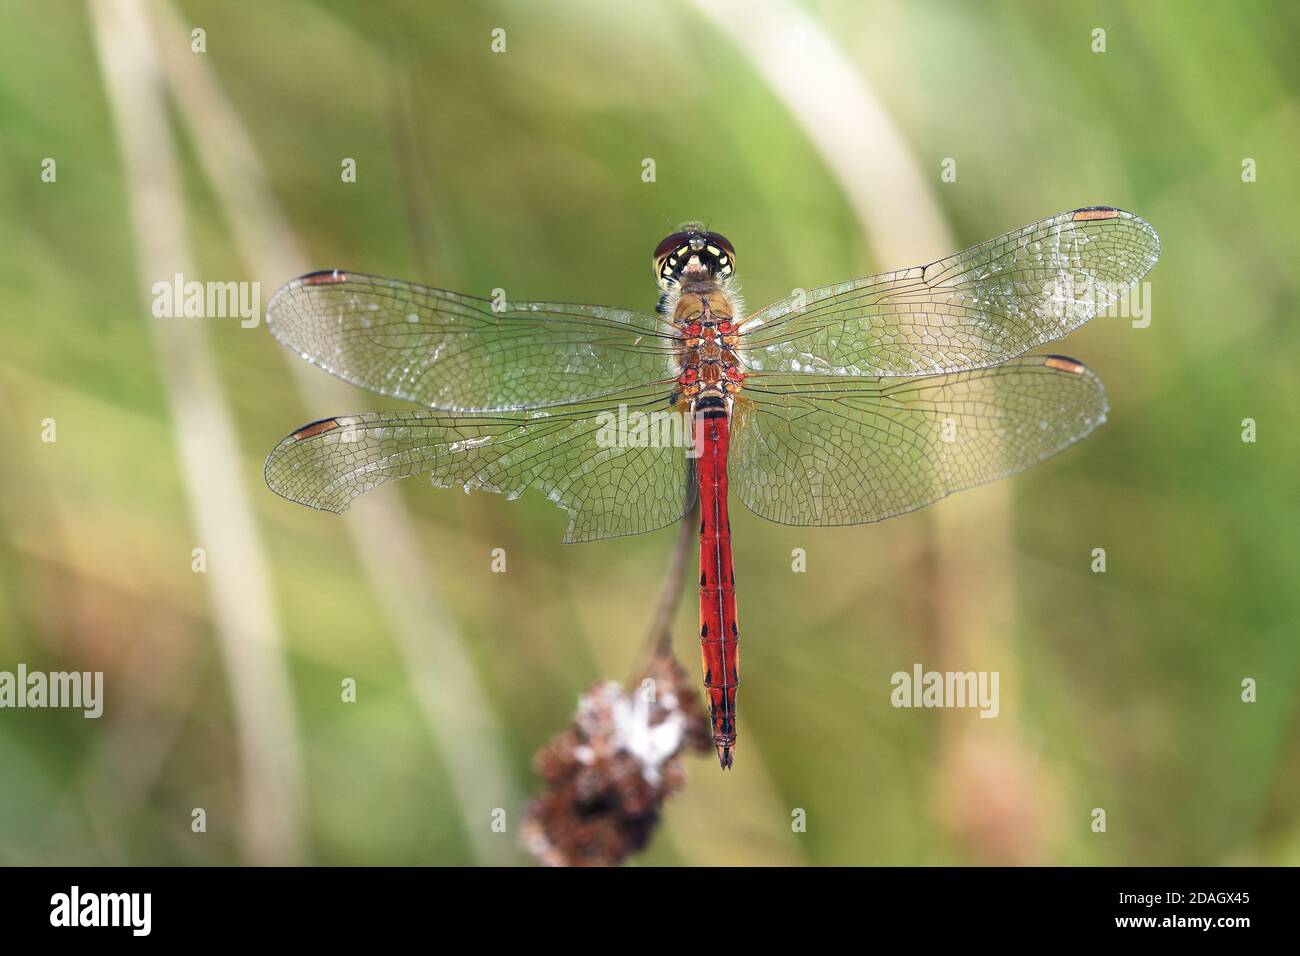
left=696, top=406, right=739, bottom=769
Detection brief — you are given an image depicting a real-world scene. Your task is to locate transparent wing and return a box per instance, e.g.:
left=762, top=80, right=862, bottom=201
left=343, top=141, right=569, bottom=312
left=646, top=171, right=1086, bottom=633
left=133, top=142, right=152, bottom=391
left=730, top=356, right=1107, bottom=526
left=264, top=386, right=696, bottom=543
left=739, top=207, right=1158, bottom=376
left=266, top=270, right=677, bottom=411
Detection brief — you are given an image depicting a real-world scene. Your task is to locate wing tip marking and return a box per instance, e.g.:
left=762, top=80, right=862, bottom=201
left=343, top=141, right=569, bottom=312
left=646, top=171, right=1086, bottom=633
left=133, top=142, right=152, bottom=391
left=291, top=418, right=342, bottom=440
left=300, top=269, right=350, bottom=286
left=1043, top=355, right=1088, bottom=374
left=1071, top=206, right=1122, bottom=221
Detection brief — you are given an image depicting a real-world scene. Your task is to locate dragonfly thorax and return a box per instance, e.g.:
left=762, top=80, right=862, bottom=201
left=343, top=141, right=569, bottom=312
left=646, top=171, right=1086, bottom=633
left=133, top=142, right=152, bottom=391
left=671, top=281, right=745, bottom=403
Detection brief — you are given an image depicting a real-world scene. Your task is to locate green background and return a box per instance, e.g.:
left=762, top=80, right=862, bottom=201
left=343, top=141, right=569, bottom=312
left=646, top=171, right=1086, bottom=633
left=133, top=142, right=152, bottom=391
left=1, top=0, right=1297, bottom=865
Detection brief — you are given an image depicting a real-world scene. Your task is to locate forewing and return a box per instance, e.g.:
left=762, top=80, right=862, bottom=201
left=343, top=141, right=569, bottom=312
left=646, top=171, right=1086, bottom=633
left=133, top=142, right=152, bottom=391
left=266, top=270, right=676, bottom=411
left=739, top=207, right=1158, bottom=376
left=731, top=356, right=1107, bottom=526
left=264, top=387, right=697, bottom=542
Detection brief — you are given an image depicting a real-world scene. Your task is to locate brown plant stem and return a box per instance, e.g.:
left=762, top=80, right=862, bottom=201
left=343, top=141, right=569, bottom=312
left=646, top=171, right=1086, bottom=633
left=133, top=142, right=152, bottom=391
left=633, top=498, right=700, bottom=678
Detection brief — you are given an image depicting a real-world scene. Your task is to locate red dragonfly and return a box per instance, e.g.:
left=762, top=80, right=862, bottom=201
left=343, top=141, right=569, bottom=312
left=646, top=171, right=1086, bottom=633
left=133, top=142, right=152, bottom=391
left=265, top=206, right=1159, bottom=769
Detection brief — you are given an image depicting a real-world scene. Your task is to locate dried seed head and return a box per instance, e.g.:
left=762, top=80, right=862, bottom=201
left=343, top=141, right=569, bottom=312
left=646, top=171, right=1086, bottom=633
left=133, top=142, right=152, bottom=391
left=521, top=651, right=710, bottom=867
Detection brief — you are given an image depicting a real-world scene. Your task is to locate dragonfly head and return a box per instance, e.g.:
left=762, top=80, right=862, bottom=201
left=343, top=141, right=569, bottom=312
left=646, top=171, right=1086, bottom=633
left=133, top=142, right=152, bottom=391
left=653, top=222, right=736, bottom=291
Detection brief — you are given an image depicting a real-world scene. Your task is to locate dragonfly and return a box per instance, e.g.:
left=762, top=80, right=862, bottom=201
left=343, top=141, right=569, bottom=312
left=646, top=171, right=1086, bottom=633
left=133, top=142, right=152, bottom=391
left=264, top=206, right=1159, bottom=770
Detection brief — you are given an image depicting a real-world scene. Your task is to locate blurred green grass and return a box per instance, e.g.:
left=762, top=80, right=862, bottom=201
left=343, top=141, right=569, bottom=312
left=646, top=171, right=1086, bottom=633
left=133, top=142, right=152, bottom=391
left=1, top=0, right=1298, bottom=865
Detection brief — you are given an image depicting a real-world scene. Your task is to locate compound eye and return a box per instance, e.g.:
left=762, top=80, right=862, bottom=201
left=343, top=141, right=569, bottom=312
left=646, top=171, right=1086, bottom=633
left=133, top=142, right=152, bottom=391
left=707, top=232, right=736, bottom=261
left=654, top=231, right=690, bottom=261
